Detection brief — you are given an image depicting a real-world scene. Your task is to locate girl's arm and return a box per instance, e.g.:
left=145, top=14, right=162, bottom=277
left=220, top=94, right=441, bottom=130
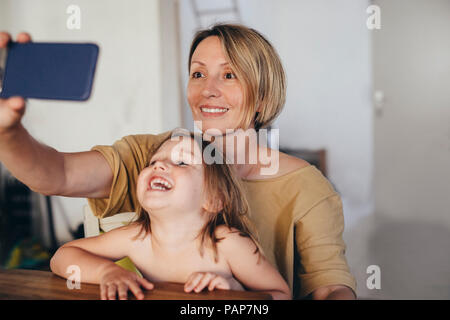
left=217, top=227, right=292, bottom=300
left=50, top=225, right=132, bottom=282
left=50, top=225, right=153, bottom=299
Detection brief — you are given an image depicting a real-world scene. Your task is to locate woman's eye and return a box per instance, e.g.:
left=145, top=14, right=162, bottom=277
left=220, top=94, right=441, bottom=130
left=176, top=161, right=188, bottom=166
left=191, top=71, right=203, bottom=79
left=225, top=72, right=236, bottom=79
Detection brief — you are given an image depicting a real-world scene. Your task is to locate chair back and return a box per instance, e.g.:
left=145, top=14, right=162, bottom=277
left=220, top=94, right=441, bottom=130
left=83, top=205, right=137, bottom=237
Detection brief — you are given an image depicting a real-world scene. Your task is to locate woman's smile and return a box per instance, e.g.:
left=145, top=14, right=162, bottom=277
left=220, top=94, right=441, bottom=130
left=199, top=104, right=230, bottom=117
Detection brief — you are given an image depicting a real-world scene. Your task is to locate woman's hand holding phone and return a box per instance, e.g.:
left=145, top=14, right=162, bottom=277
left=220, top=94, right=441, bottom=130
left=0, top=32, right=31, bottom=135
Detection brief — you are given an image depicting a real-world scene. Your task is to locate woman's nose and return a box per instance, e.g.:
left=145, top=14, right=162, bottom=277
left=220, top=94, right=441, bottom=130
left=201, top=77, right=221, bottom=98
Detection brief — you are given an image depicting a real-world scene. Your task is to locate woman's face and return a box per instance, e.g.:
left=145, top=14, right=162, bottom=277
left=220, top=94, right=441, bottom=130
left=187, top=36, right=245, bottom=134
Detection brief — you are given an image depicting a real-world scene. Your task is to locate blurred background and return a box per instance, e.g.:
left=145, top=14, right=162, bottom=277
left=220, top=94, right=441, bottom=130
left=0, top=0, right=448, bottom=299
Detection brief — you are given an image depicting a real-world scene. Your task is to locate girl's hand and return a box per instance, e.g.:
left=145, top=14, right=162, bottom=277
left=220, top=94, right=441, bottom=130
left=99, top=264, right=154, bottom=300
left=184, top=272, right=244, bottom=293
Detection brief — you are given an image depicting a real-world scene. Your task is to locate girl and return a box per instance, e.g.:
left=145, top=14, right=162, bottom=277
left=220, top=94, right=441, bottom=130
left=50, top=132, right=291, bottom=300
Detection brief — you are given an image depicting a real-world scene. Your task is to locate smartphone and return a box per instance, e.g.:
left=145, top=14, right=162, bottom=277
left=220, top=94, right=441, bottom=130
left=0, top=42, right=99, bottom=101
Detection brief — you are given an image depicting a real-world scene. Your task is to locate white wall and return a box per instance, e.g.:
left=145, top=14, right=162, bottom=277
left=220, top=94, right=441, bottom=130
left=0, top=0, right=181, bottom=244
left=160, top=0, right=183, bottom=131
left=371, top=0, right=450, bottom=299
left=178, top=0, right=374, bottom=298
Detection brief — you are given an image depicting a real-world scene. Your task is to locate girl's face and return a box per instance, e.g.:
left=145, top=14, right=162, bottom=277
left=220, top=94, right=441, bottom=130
left=136, top=138, right=207, bottom=215
left=187, top=36, right=245, bottom=134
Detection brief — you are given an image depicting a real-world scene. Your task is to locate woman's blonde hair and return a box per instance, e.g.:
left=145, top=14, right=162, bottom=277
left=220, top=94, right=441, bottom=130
left=188, top=23, right=286, bottom=130
left=133, top=131, right=261, bottom=262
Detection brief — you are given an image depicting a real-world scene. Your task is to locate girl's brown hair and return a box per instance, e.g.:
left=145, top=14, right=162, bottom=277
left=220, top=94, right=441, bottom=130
left=188, top=23, right=286, bottom=130
left=133, top=131, right=261, bottom=262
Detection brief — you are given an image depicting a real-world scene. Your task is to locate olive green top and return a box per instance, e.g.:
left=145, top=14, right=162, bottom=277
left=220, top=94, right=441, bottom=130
left=87, top=131, right=356, bottom=298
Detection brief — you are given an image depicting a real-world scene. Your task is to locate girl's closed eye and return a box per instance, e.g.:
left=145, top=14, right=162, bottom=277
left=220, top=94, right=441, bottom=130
left=148, top=159, right=187, bottom=166
left=174, top=154, right=193, bottom=166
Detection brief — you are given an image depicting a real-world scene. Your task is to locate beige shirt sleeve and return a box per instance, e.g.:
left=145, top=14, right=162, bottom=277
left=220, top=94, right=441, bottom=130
left=87, top=132, right=172, bottom=218
left=294, top=192, right=357, bottom=298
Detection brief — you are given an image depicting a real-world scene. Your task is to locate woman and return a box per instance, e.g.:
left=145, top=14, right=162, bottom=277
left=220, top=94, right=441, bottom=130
left=0, top=24, right=356, bottom=299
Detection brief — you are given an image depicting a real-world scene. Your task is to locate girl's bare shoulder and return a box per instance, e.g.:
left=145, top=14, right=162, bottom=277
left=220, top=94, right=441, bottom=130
left=214, top=225, right=239, bottom=239
left=103, top=223, right=148, bottom=243
left=214, top=226, right=258, bottom=253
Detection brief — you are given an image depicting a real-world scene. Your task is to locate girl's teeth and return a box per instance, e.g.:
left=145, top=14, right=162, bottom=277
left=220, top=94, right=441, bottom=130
left=150, top=178, right=172, bottom=190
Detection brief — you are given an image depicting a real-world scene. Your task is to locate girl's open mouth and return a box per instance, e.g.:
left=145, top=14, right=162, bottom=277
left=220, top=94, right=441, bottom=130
left=148, top=176, right=173, bottom=192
